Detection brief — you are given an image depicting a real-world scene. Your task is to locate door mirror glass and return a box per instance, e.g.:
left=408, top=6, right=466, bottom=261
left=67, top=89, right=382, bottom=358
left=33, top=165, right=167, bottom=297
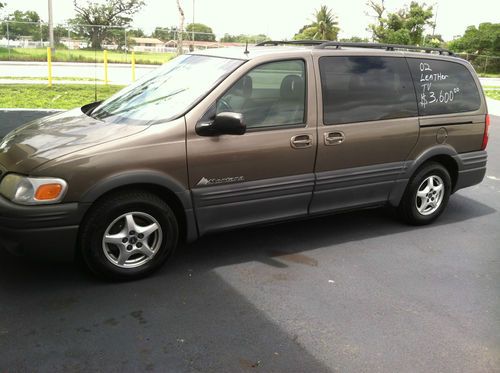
left=196, top=112, right=246, bottom=136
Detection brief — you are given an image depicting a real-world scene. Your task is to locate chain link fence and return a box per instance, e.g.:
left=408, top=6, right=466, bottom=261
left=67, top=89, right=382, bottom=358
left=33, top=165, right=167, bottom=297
left=0, top=20, right=251, bottom=91
left=455, top=53, right=500, bottom=75
left=0, top=20, right=242, bottom=61
left=0, top=20, right=251, bottom=108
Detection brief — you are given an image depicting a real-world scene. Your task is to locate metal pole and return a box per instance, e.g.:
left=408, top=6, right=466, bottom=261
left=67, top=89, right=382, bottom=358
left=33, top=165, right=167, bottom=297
left=6, top=21, right=10, bottom=60
left=192, top=0, right=195, bottom=47
left=48, top=0, right=55, bottom=52
left=47, top=47, right=52, bottom=87
left=68, top=27, right=71, bottom=58
left=131, top=51, right=136, bottom=82
left=124, top=28, right=128, bottom=62
left=432, top=2, right=438, bottom=37
left=104, top=49, right=109, bottom=85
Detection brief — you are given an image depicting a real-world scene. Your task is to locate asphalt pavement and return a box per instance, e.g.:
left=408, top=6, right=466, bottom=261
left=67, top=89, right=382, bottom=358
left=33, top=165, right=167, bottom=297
left=0, top=115, right=499, bottom=372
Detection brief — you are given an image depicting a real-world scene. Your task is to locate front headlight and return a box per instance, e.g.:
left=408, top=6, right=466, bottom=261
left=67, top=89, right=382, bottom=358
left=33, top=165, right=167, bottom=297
left=0, top=174, right=68, bottom=205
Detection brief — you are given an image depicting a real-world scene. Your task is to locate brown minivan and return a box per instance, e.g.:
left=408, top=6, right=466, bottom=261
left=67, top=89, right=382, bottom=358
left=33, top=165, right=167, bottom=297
left=0, top=42, right=489, bottom=280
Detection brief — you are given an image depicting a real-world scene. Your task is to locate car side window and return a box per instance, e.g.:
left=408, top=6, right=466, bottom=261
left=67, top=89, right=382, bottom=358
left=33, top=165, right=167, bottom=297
left=406, top=58, right=481, bottom=116
left=217, top=60, right=306, bottom=129
left=319, top=56, right=418, bottom=125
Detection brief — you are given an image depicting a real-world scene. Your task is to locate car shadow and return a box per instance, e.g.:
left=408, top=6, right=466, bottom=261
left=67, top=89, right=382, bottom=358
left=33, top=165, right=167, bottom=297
left=0, top=192, right=495, bottom=284
left=0, top=192, right=495, bottom=372
left=169, top=192, right=496, bottom=273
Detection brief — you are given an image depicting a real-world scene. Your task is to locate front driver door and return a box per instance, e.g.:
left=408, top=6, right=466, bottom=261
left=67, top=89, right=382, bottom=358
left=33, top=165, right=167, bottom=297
left=186, top=57, right=317, bottom=235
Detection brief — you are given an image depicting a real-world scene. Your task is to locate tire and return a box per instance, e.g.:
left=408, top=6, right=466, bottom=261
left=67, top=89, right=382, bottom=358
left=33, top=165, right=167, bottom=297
left=79, top=190, right=178, bottom=281
left=398, top=162, right=452, bottom=225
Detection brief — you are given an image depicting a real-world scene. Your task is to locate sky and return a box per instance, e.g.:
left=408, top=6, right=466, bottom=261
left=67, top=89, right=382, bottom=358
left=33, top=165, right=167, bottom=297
left=2, top=0, right=499, bottom=41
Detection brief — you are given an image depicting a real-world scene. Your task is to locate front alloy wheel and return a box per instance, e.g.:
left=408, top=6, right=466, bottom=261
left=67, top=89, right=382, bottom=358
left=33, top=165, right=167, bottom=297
left=80, top=190, right=178, bottom=280
left=102, top=212, right=163, bottom=268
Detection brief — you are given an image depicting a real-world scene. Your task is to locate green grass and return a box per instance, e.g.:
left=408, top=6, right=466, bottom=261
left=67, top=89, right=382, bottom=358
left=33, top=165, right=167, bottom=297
left=0, top=84, right=125, bottom=109
left=478, top=73, right=500, bottom=78
left=484, top=90, right=500, bottom=100
left=0, top=48, right=174, bottom=65
left=0, top=76, right=102, bottom=82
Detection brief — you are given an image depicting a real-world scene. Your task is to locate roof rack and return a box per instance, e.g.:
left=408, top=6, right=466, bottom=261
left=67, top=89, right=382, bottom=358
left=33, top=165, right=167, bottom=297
left=316, top=42, right=454, bottom=55
left=255, top=40, right=454, bottom=56
left=256, top=40, right=327, bottom=47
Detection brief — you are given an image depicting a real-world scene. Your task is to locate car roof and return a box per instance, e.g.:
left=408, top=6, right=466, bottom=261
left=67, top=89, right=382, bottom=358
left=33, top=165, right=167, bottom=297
left=190, top=46, right=313, bottom=60
left=189, top=43, right=459, bottom=62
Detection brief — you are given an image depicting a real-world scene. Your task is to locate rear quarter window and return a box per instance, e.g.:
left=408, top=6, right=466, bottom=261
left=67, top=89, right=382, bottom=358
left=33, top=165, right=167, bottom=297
left=319, top=56, right=418, bottom=125
left=406, top=58, right=481, bottom=116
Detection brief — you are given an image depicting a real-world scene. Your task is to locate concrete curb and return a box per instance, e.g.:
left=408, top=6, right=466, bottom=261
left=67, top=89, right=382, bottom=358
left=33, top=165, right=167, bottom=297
left=0, top=108, right=64, bottom=112
left=0, top=80, right=107, bottom=85
left=0, top=61, right=158, bottom=69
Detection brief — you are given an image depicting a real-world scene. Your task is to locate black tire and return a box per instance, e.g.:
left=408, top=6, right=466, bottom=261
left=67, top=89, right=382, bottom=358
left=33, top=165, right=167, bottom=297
left=79, top=190, right=178, bottom=281
left=398, top=162, right=452, bottom=225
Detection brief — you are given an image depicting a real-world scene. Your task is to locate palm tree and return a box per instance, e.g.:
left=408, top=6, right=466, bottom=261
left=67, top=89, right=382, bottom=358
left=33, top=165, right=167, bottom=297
left=311, top=5, right=339, bottom=40
left=293, top=5, right=340, bottom=41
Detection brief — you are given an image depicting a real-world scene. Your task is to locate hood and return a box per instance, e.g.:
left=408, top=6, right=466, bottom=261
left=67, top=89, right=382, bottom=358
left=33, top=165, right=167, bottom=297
left=0, top=107, right=148, bottom=174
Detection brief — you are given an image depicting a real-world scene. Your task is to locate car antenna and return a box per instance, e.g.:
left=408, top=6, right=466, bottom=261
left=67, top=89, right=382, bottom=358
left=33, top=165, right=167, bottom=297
left=244, top=40, right=249, bottom=55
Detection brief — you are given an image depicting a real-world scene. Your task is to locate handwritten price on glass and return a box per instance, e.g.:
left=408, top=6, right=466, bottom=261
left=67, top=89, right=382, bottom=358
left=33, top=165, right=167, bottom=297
left=418, top=62, right=460, bottom=108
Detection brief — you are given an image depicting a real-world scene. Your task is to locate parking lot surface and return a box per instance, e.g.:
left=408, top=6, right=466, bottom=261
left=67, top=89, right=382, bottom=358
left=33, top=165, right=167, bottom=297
left=0, top=115, right=499, bottom=372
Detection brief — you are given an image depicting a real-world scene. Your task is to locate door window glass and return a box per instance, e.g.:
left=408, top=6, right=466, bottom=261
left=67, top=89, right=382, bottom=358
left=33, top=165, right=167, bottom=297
left=217, top=60, right=306, bottom=129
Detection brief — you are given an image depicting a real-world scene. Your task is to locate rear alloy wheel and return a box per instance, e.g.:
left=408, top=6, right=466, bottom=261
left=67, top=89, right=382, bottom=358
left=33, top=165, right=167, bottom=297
left=398, top=162, right=451, bottom=225
left=415, top=175, right=445, bottom=216
left=80, top=191, right=178, bottom=280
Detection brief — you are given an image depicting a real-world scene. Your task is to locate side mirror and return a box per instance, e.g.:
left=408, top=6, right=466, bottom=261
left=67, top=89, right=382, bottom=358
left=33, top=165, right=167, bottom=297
left=196, top=112, right=246, bottom=136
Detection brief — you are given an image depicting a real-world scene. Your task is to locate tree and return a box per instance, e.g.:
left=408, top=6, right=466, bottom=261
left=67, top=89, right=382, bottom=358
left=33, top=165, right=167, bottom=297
left=0, top=10, right=43, bottom=41
left=220, top=33, right=269, bottom=43
left=448, top=23, right=500, bottom=55
left=294, top=5, right=339, bottom=41
left=367, top=1, right=434, bottom=45
left=70, top=0, right=145, bottom=49
left=422, top=33, right=444, bottom=48
left=185, top=23, right=215, bottom=41
left=340, top=36, right=370, bottom=43
left=152, top=27, right=177, bottom=41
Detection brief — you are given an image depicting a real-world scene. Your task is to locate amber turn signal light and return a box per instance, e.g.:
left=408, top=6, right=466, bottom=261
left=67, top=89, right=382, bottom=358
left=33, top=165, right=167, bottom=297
left=35, top=183, right=63, bottom=201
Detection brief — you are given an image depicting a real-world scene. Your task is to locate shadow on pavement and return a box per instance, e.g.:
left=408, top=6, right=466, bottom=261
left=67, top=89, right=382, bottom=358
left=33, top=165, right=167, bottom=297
left=0, top=192, right=495, bottom=372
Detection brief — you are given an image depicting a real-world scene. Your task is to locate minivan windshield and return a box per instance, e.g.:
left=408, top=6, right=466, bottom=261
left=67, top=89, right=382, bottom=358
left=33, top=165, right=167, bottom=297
left=89, top=54, right=243, bottom=124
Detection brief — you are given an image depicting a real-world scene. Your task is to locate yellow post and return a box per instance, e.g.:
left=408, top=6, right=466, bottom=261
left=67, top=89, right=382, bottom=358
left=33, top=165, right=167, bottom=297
left=103, top=50, right=109, bottom=85
left=131, top=51, right=136, bottom=82
left=47, top=47, right=52, bottom=87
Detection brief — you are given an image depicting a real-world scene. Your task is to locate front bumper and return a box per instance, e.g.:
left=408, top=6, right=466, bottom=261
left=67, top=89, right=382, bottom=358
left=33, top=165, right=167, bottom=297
left=0, top=196, right=89, bottom=260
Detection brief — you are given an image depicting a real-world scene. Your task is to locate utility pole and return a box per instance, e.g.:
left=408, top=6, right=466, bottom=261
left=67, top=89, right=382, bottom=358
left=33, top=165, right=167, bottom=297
left=192, top=0, right=195, bottom=47
left=432, top=2, right=438, bottom=37
left=48, top=0, right=55, bottom=52
left=176, top=0, right=184, bottom=55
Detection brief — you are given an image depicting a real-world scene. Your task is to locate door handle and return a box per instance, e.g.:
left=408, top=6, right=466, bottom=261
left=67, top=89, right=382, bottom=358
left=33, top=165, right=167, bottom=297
left=324, top=131, right=345, bottom=145
left=291, top=134, right=312, bottom=149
